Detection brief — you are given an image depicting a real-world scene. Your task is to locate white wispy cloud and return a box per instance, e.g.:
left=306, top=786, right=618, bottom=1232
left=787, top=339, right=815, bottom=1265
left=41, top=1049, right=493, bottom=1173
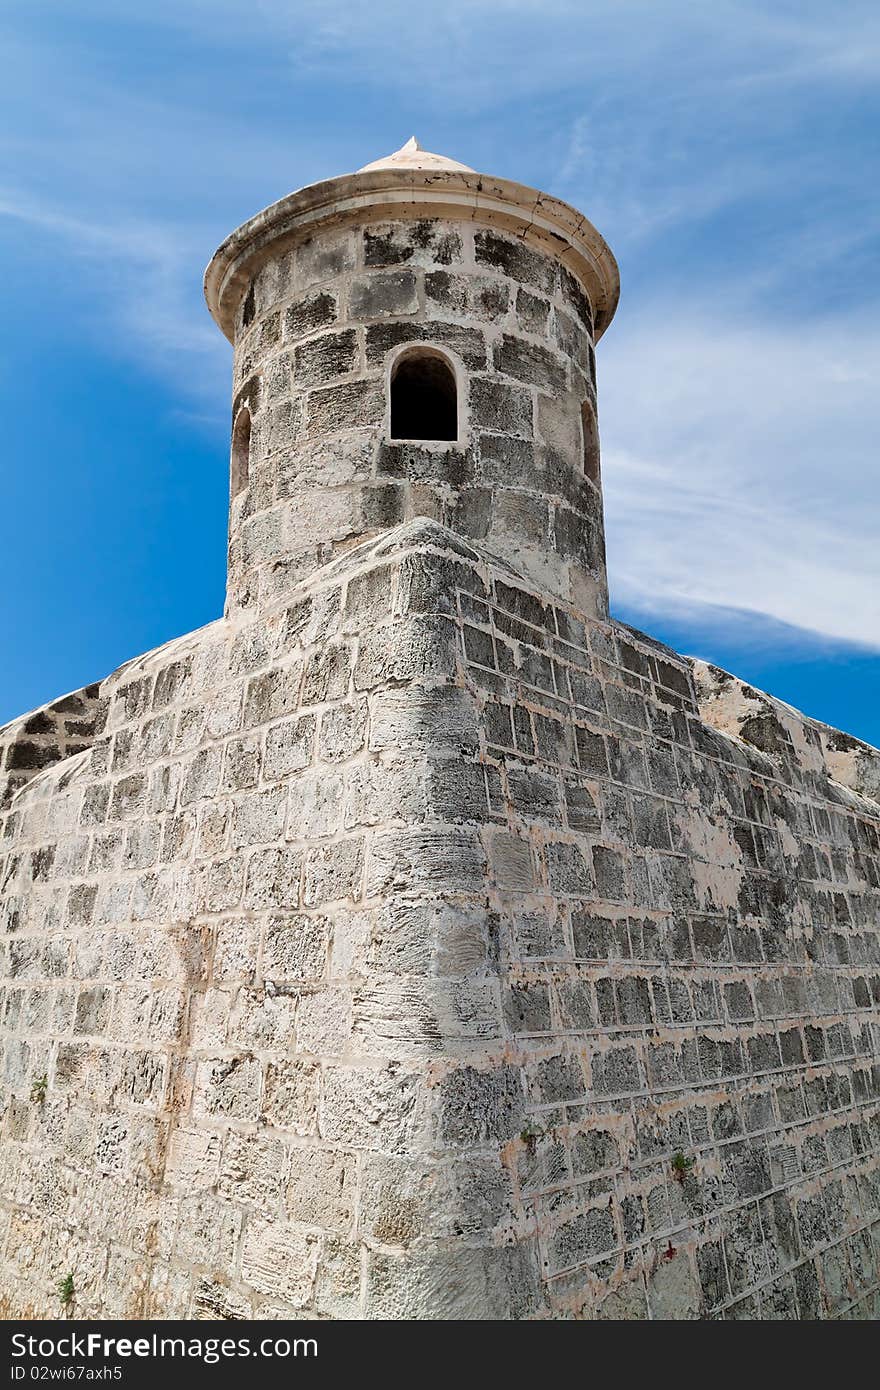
left=601, top=307, right=880, bottom=648
left=0, top=190, right=225, bottom=397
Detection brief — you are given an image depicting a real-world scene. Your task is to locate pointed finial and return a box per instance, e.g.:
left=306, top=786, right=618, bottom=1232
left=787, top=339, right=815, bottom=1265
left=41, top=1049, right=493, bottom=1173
left=357, top=138, right=473, bottom=174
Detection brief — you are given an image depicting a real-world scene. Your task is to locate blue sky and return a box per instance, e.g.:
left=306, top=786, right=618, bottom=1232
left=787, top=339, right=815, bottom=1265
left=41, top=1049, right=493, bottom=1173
left=2, top=1, right=878, bottom=744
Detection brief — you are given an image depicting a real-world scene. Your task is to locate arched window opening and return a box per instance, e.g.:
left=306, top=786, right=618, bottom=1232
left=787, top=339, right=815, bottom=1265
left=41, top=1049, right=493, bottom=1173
left=390, top=351, right=458, bottom=442
left=231, top=408, right=251, bottom=498
left=581, top=400, right=600, bottom=483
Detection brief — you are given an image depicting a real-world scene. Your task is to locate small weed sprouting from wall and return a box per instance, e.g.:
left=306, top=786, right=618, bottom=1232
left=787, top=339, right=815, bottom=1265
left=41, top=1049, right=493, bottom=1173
left=520, top=1119, right=546, bottom=1154
left=29, top=1074, right=47, bottom=1105
left=58, top=1272, right=75, bottom=1309
left=670, top=1151, right=695, bottom=1184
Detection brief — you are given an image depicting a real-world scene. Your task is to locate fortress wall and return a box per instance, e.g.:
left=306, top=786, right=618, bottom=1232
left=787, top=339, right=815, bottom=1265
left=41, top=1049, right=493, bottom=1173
left=453, top=561, right=880, bottom=1319
left=692, top=660, right=880, bottom=806
left=0, top=529, right=516, bottom=1319
left=0, top=524, right=878, bottom=1319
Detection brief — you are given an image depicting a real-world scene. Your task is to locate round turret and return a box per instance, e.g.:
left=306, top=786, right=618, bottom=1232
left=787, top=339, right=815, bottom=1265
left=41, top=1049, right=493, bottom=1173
left=205, top=139, right=619, bottom=618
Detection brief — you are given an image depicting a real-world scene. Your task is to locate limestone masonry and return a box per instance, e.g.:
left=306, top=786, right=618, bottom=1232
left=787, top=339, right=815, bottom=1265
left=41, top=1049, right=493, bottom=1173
left=2, top=139, right=879, bottom=1321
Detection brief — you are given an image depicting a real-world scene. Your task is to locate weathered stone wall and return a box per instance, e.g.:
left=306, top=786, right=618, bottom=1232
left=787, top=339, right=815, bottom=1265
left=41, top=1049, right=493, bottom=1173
left=450, top=565, right=880, bottom=1320
left=0, top=685, right=107, bottom=813
left=1, top=522, right=878, bottom=1319
left=228, top=218, right=604, bottom=621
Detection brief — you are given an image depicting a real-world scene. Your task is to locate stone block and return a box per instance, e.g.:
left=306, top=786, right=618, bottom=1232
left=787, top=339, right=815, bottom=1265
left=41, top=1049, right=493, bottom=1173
left=469, top=377, right=533, bottom=437
left=264, top=1059, right=320, bottom=1134
left=437, top=1064, right=523, bottom=1146
left=195, top=1055, right=262, bottom=1122
left=241, top=1219, right=320, bottom=1306
left=305, top=379, right=384, bottom=437
left=263, top=913, right=329, bottom=983
left=283, top=289, right=338, bottom=342
left=365, top=319, right=487, bottom=371
left=301, top=643, right=352, bottom=705
left=294, top=329, right=358, bottom=388
left=318, top=700, right=368, bottom=762
left=474, top=229, right=555, bottom=294
left=243, top=846, right=302, bottom=910
left=218, top=1130, right=289, bottom=1212
left=296, top=230, right=355, bottom=289
left=296, top=987, right=351, bottom=1053
left=320, top=1065, right=424, bottom=1153
left=364, top=220, right=462, bottom=268
left=369, top=686, right=479, bottom=752
left=350, top=270, right=419, bottom=319
left=264, top=713, right=316, bottom=780
left=231, top=789, right=288, bottom=849
left=286, top=1148, right=357, bottom=1232
left=302, top=838, right=363, bottom=906
left=367, top=827, right=487, bottom=896
left=494, top=333, right=567, bottom=393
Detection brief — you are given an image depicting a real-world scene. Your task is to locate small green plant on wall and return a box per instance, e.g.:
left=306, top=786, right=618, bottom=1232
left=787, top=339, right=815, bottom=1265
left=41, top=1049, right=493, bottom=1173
left=670, top=1151, right=695, bottom=1184
left=29, top=1074, right=47, bottom=1105
left=520, top=1119, right=546, bottom=1154
left=58, top=1272, right=75, bottom=1309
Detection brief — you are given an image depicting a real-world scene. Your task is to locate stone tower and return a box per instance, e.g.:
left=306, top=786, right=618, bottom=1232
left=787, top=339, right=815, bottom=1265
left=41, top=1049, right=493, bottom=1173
left=1, top=140, right=879, bottom=1322
left=206, top=136, right=618, bottom=621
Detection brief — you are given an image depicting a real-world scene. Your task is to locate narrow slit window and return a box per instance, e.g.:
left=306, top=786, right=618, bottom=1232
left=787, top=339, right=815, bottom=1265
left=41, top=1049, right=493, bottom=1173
left=231, top=407, right=251, bottom=497
left=581, top=400, right=600, bottom=483
left=390, top=351, right=457, bottom=442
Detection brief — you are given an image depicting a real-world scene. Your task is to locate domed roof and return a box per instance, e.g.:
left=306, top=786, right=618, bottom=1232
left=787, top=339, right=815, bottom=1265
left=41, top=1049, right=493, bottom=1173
left=358, top=136, right=474, bottom=174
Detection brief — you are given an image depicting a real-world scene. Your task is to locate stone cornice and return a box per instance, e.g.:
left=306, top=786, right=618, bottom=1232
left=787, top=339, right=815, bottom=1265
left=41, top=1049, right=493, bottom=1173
left=204, top=167, right=620, bottom=344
